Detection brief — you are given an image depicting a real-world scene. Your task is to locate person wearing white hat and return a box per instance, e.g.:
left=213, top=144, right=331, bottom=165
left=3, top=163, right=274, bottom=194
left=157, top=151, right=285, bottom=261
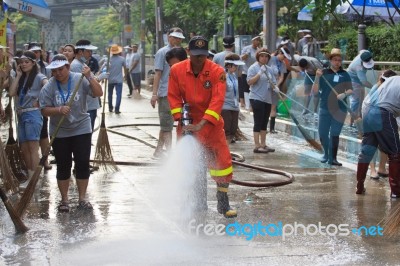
left=28, top=42, right=53, bottom=170
left=150, top=27, right=185, bottom=159
left=71, top=40, right=101, bottom=131
left=347, top=50, right=374, bottom=129
left=9, top=51, right=48, bottom=183
left=39, top=54, right=103, bottom=212
left=222, top=53, right=245, bottom=144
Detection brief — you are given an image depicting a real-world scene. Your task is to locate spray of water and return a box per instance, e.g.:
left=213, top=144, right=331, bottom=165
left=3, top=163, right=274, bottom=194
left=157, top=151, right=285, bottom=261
left=153, top=134, right=207, bottom=226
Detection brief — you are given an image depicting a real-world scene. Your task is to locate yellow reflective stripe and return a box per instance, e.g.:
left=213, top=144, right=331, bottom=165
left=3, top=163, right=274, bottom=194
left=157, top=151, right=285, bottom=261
left=209, top=166, right=233, bottom=177
left=217, top=187, right=228, bottom=193
left=205, top=109, right=220, bottom=121
left=171, top=107, right=182, bottom=115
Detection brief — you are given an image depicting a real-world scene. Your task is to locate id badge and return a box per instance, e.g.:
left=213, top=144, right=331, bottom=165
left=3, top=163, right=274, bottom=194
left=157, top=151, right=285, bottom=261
left=333, top=74, right=339, bottom=83
left=234, top=98, right=238, bottom=107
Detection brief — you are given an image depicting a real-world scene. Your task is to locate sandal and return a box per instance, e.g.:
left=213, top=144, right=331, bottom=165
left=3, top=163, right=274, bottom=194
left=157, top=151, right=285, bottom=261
left=58, top=202, right=70, bottom=213
left=263, top=146, right=275, bottom=152
left=253, top=147, right=269, bottom=153
left=77, top=201, right=93, bottom=210
left=378, top=172, right=389, bottom=177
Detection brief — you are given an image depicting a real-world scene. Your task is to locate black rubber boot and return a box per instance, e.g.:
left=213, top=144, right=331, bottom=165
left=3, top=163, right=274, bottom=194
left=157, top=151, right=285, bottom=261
left=269, top=117, right=277, bottom=133
left=329, top=136, right=342, bottom=166
left=216, top=183, right=237, bottom=218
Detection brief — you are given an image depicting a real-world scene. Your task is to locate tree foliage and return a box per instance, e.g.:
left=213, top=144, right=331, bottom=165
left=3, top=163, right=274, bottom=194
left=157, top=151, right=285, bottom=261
left=9, top=13, right=39, bottom=46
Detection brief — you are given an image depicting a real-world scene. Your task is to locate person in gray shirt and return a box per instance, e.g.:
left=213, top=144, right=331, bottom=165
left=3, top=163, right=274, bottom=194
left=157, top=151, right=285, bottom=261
left=213, top=35, right=235, bottom=67
left=356, top=74, right=400, bottom=197
left=39, top=54, right=103, bottom=212
left=108, top=44, right=126, bottom=114
left=150, top=27, right=185, bottom=159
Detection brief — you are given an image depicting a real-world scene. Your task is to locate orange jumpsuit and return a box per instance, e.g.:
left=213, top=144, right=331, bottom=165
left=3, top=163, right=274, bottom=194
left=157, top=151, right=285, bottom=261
left=168, top=59, right=233, bottom=183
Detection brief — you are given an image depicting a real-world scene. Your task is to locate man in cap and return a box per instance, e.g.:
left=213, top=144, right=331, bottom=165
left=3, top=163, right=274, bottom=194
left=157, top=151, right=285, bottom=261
left=168, top=36, right=237, bottom=218
left=150, top=27, right=185, bottom=159
left=301, top=33, right=321, bottom=58
left=213, top=35, right=235, bottom=67
left=240, top=35, right=261, bottom=109
left=347, top=50, right=374, bottom=128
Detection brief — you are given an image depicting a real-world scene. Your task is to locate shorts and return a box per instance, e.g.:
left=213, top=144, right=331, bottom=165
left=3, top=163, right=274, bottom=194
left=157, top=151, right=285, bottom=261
left=131, top=73, right=141, bottom=87
left=158, top=96, right=174, bottom=131
left=18, top=110, right=43, bottom=143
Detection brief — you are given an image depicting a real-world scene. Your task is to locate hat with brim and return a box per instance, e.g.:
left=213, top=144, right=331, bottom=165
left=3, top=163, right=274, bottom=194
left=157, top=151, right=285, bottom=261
left=280, top=47, right=291, bottom=61
left=109, top=45, right=123, bottom=55
left=189, top=36, right=209, bottom=56
left=46, top=60, right=69, bottom=69
left=329, top=48, right=342, bottom=59
left=29, top=46, right=42, bottom=51
left=20, top=54, right=36, bottom=62
left=252, top=36, right=261, bottom=41
left=304, top=34, right=313, bottom=38
left=131, top=44, right=139, bottom=47
left=169, top=31, right=185, bottom=39
left=124, top=45, right=132, bottom=49
left=75, top=44, right=98, bottom=50
left=360, top=51, right=374, bottom=68
left=280, top=39, right=290, bottom=45
left=303, top=29, right=312, bottom=33
left=208, top=50, right=216, bottom=56
left=225, top=59, right=245, bottom=66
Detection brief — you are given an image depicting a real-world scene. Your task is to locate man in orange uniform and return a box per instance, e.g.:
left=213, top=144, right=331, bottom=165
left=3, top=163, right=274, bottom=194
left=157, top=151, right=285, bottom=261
left=168, top=36, right=237, bottom=218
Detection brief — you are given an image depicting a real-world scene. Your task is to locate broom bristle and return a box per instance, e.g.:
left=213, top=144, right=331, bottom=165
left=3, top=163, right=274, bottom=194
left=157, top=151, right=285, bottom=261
left=5, top=143, right=28, bottom=183
left=380, top=203, right=400, bottom=237
left=16, top=165, right=43, bottom=217
left=0, top=186, right=29, bottom=233
left=94, top=128, right=119, bottom=173
left=235, top=128, right=248, bottom=141
left=6, top=127, right=28, bottom=183
left=0, top=141, right=19, bottom=193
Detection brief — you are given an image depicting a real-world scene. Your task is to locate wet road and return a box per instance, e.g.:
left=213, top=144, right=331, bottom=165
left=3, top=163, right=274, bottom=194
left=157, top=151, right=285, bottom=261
left=1, top=87, right=400, bottom=265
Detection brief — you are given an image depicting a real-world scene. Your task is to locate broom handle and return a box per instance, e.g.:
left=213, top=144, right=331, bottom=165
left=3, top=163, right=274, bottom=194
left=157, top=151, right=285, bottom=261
left=16, top=74, right=84, bottom=217
left=101, top=48, right=112, bottom=114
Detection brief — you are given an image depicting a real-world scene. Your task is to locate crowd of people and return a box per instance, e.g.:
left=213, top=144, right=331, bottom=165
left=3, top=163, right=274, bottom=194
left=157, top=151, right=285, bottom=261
left=1, top=26, right=400, bottom=218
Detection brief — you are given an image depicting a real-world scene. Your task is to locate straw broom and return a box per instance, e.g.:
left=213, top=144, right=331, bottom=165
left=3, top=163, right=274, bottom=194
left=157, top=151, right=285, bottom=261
left=93, top=48, right=118, bottom=173
left=0, top=139, right=19, bottom=192
left=380, top=204, right=400, bottom=237
left=0, top=185, right=28, bottom=233
left=16, top=75, right=85, bottom=217
left=5, top=96, right=28, bottom=182
left=264, top=69, right=323, bottom=151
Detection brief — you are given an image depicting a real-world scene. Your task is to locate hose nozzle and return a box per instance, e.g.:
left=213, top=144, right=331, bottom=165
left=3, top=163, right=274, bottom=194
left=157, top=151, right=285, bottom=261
left=181, top=103, right=192, bottom=135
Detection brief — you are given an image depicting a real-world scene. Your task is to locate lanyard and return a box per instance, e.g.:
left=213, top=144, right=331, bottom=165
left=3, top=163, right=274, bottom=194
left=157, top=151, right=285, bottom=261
left=18, top=78, right=28, bottom=107
left=56, top=75, right=72, bottom=105
left=228, top=73, right=237, bottom=97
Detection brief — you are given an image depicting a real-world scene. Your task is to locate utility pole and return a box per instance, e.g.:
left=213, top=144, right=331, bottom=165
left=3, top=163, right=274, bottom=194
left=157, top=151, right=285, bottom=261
left=224, top=0, right=234, bottom=37
left=124, top=0, right=131, bottom=47
left=155, top=0, right=164, bottom=50
left=141, top=0, right=146, bottom=80
left=263, top=0, right=276, bottom=50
